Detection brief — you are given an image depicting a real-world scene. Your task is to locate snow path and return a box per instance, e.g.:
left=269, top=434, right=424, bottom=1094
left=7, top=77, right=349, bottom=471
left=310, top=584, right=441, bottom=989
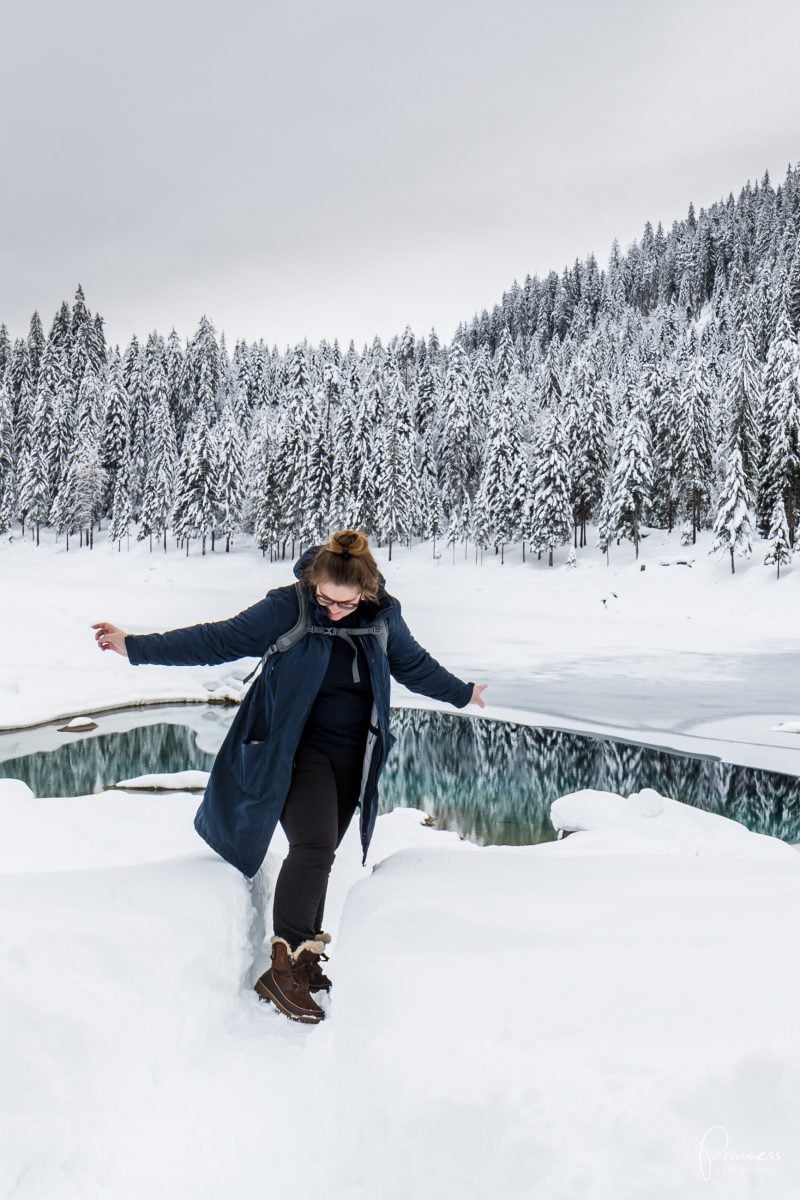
left=1, top=781, right=798, bottom=1199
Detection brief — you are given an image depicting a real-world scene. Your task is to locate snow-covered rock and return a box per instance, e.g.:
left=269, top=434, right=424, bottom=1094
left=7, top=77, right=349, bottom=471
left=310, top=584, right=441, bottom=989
left=110, top=769, right=210, bottom=792
left=56, top=716, right=99, bottom=732
left=549, top=786, right=798, bottom=860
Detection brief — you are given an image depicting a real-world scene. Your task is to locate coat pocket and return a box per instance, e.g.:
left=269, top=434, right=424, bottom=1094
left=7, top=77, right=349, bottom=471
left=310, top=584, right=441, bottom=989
left=240, top=739, right=270, bottom=796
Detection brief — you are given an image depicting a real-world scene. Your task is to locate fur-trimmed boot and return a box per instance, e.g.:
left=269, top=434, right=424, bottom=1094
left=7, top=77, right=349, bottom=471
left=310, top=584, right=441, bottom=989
left=299, top=930, right=333, bottom=994
left=254, top=936, right=326, bottom=1024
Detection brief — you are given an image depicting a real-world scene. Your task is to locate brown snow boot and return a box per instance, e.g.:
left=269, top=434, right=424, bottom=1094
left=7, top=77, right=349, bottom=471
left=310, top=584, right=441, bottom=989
left=254, top=936, right=326, bottom=1024
left=297, top=930, right=333, bottom=994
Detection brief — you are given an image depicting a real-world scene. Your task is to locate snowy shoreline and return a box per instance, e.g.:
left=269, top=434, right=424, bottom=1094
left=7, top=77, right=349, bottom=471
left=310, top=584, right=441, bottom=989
left=3, top=524, right=800, bottom=774
left=6, top=693, right=800, bottom=782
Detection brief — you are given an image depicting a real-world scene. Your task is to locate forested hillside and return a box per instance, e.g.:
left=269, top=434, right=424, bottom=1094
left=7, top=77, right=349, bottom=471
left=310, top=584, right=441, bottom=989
left=1, top=162, right=799, bottom=572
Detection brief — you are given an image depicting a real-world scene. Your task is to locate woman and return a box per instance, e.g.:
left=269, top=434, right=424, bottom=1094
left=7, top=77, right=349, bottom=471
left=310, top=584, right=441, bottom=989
left=93, top=529, right=487, bottom=1025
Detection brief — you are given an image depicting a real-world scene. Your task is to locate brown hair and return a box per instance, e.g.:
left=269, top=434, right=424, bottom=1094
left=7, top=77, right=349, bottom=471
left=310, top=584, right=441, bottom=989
left=301, top=529, right=382, bottom=604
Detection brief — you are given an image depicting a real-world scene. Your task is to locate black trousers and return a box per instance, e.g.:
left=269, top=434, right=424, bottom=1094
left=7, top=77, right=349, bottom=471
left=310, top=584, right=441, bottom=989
left=272, top=741, right=362, bottom=950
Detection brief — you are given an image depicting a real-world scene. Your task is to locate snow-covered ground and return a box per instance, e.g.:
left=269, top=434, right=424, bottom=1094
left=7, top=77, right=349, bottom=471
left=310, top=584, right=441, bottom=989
left=1, top=778, right=797, bottom=1198
left=2, top=527, right=799, bottom=1197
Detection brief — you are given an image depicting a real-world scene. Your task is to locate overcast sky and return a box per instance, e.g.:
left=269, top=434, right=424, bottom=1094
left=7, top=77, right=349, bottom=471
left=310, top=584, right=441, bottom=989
left=1, top=0, right=799, bottom=352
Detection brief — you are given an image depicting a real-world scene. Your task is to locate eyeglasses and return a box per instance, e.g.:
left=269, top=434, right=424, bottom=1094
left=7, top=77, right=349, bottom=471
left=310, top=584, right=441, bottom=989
left=315, top=589, right=361, bottom=612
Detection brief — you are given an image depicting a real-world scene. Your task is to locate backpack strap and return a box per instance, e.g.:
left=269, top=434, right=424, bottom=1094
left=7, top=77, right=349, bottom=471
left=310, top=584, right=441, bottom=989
left=241, top=581, right=389, bottom=685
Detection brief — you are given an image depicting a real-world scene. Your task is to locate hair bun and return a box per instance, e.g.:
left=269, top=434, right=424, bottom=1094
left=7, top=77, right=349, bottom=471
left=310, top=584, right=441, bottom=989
left=325, top=529, right=369, bottom=559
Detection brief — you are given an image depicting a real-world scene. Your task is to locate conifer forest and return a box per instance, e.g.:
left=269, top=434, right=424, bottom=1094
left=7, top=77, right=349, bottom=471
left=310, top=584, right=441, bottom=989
left=1, top=162, right=800, bottom=575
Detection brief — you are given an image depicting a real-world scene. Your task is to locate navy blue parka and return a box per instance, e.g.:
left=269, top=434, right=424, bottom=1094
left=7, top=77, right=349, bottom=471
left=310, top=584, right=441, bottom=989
left=125, top=546, right=475, bottom=878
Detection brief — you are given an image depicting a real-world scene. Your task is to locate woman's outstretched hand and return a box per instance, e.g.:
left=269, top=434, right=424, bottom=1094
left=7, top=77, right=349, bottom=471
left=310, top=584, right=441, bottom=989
left=91, top=621, right=129, bottom=658
left=470, top=683, right=488, bottom=708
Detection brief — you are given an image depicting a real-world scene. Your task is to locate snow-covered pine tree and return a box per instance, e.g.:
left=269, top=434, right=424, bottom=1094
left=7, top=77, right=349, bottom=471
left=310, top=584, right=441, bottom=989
left=122, top=336, right=148, bottom=518
left=328, top=393, right=357, bottom=529
left=437, top=339, right=478, bottom=517
left=302, top=396, right=333, bottom=546
left=50, top=436, right=105, bottom=550
left=99, top=355, right=130, bottom=517
left=281, top=390, right=318, bottom=547
left=785, top=232, right=800, bottom=334
left=416, top=424, right=445, bottom=554
left=530, top=409, right=573, bottom=566
left=214, top=402, right=246, bottom=552
left=413, top=355, right=437, bottom=439
left=398, top=324, right=416, bottom=391
left=320, top=351, right=341, bottom=439
left=51, top=374, right=77, bottom=501
left=470, top=480, right=492, bottom=563
left=375, top=369, right=416, bottom=558
left=27, top=312, right=45, bottom=387
left=473, top=367, right=526, bottom=562
left=648, top=363, right=682, bottom=531
left=445, top=502, right=462, bottom=564
left=75, top=368, right=102, bottom=450
left=471, top=344, right=492, bottom=433
left=0, top=380, right=15, bottom=533
left=184, top=316, right=222, bottom=424
left=138, top=365, right=179, bottom=552
left=10, top=343, right=35, bottom=465
left=18, top=368, right=60, bottom=543
left=108, top=454, right=134, bottom=551
left=460, top=491, right=474, bottom=560
left=710, top=442, right=754, bottom=574
left=595, top=473, right=613, bottom=564
left=764, top=497, right=792, bottom=579
left=724, top=316, right=762, bottom=496
left=171, top=408, right=220, bottom=555
left=759, top=307, right=800, bottom=543
left=676, top=354, right=714, bottom=542
left=269, top=410, right=304, bottom=555
left=568, top=351, right=610, bottom=547
left=349, top=385, right=379, bottom=537
left=603, top=379, right=653, bottom=559
left=251, top=440, right=283, bottom=560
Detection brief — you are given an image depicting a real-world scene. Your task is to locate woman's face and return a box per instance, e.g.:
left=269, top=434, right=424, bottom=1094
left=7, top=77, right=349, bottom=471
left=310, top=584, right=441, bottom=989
left=314, top=578, right=363, bottom=622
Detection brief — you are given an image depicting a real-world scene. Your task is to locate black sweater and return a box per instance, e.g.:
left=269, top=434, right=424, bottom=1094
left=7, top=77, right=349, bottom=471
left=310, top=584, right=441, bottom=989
left=296, top=607, right=374, bottom=759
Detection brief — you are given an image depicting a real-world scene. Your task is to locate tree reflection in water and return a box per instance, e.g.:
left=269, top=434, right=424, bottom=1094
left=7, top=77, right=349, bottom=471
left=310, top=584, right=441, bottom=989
left=378, top=709, right=800, bottom=846
left=1, top=709, right=798, bottom=846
